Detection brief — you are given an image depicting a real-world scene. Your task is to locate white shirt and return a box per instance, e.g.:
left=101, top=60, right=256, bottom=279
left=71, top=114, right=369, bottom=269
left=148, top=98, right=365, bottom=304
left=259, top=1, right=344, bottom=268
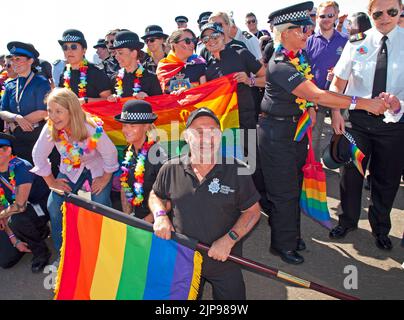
left=334, top=26, right=404, bottom=122
left=234, top=28, right=262, bottom=60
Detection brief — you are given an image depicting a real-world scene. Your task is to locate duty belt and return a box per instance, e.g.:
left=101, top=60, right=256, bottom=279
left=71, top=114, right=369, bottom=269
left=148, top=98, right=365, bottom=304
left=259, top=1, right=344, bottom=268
left=261, top=113, right=300, bottom=123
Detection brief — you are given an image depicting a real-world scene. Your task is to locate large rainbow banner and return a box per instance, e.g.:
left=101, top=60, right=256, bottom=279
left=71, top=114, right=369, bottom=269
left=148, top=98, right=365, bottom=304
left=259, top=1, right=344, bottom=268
left=82, top=73, right=240, bottom=158
left=55, top=194, right=202, bottom=300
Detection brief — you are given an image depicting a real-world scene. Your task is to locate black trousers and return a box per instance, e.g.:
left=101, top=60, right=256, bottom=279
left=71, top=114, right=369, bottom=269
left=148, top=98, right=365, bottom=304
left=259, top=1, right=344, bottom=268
left=197, top=255, right=246, bottom=300
left=8, top=201, right=50, bottom=262
left=0, top=231, right=24, bottom=268
left=257, top=116, right=308, bottom=251
left=339, top=112, right=404, bottom=235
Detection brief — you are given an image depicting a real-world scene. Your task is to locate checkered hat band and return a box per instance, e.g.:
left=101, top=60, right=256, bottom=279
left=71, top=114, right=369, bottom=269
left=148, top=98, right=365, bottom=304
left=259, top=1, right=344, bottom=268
left=63, top=35, right=82, bottom=42
left=147, top=30, right=162, bottom=35
left=273, top=10, right=309, bottom=25
left=114, top=39, right=136, bottom=47
left=121, top=111, right=154, bottom=121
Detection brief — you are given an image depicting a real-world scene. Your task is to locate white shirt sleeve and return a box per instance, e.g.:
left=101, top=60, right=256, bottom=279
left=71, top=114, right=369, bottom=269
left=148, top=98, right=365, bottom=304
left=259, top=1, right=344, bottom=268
left=333, top=41, right=353, bottom=81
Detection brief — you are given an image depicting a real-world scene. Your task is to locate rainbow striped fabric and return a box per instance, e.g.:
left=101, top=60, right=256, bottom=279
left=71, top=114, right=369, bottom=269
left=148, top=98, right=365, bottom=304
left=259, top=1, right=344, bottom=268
left=82, top=73, right=240, bottom=158
left=300, top=128, right=331, bottom=229
left=55, top=195, right=202, bottom=300
left=294, top=110, right=312, bottom=142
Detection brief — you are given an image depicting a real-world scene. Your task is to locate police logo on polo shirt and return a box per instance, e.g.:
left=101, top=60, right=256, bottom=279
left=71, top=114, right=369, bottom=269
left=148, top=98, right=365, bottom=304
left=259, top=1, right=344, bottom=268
left=336, top=46, right=343, bottom=56
left=208, top=178, right=221, bottom=194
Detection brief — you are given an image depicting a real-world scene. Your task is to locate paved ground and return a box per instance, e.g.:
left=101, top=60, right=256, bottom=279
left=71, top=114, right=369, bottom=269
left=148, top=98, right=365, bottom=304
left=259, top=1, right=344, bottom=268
left=1, top=122, right=403, bottom=300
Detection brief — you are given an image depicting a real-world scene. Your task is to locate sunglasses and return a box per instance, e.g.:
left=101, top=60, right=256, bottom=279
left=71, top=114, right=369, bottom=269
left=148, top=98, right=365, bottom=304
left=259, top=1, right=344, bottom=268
left=372, top=8, right=399, bottom=20
left=62, top=44, right=79, bottom=51
left=146, top=37, right=160, bottom=44
left=201, top=32, right=222, bottom=44
left=175, top=37, right=197, bottom=45
left=246, top=19, right=257, bottom=24
left=319, top=13, right=336, bottom=19
left=288, top=25, right=309, bottom=34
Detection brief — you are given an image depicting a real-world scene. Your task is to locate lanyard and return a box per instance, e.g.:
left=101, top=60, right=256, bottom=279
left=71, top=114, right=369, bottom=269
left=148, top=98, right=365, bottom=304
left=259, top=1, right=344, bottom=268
left=15, top=71, right=35, bottom=113
left=0, top=174, right=14, bottom=193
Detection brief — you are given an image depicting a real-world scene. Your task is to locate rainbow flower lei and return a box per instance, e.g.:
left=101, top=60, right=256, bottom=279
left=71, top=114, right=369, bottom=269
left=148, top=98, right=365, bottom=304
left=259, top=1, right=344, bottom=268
left=0, top=156, right=17, bottom=209
left=120, top=139, right=154, bottom=207
left=63, top=59, right=89, bottom=98
left=58, top=117, right=104, bottom=172
left=115, top=62, right=144, bottom=97
left=275, top=45, right=315, bottom=111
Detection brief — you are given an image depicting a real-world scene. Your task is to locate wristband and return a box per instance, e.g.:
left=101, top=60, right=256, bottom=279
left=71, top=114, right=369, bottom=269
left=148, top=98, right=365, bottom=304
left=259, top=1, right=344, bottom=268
left=228, top=230, right=239, bottom=241
left=349, top=96, right=357, bottom=110
left=8, top=234, right=16, bottom=239
left=249, top=76, right=256, bottom=87
left=154, top=210, right=167, bottom=218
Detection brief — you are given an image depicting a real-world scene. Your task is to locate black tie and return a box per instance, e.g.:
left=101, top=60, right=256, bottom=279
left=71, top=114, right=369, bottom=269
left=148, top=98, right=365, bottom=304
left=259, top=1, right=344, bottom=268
left=371, top=36, right=388, bottom=98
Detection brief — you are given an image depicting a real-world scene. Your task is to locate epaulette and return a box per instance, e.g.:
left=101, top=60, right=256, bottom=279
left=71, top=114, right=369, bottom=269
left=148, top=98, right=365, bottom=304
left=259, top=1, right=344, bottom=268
left=242, top=31, right=254, bottom=39
left=349, top=32, right=366, bottom=43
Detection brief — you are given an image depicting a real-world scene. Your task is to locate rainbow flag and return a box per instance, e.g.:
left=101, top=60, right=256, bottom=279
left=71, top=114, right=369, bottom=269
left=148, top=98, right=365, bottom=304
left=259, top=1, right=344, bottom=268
left=343, top=132, right=365, bottom=176
left=82, top=73, right=240, bottom=158
left=300, top=128, right=331, bottom=229
left=294, top=110, right=312, bottom=142
left=55, top=194, right=202, bottom=300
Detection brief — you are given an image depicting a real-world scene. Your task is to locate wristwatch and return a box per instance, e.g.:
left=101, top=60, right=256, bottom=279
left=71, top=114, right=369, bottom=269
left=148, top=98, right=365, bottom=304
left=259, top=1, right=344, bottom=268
left=349, top=96, right=357, bottom=110
left=228, top=230, right=239, bottom=241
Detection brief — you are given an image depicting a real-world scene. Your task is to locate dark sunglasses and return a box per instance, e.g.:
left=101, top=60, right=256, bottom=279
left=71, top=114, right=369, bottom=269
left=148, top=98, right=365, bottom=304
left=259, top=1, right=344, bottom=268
left=201, top=32, right=222, bottom=44
left=246, top=19, right=257, bottom=24
left=372, top=8, right=399, bottom=20
left=319, top=13, right=336, bottom=19
left=288, top=25, right=309, bottom=34
left=62, top=43, right=79, bottom=51
left=175, top=37, right=197, bottom=45
left=146, top=37, right=160, bottom=44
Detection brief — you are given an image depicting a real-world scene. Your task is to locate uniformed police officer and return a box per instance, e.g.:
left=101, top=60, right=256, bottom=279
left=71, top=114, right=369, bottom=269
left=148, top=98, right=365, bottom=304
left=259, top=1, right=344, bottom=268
left=141, top=25, right=168, bottom=75
left=93, top=38, right=113, bottom=75
left=58, top=29, right=112, bottom=103
left=329, top=0, right=404, bottom=250
left=150, top=108, right=261, bottom=300
left=258, top=1, right=387, bottom=264
left=0, top=42, right=51, bottom=164
left=175, top=15, right=188, bottom=29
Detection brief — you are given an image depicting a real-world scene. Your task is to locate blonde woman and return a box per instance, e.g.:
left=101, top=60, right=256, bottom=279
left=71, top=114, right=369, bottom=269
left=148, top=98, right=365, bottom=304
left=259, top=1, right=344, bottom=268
left=31, top=88, right=119, bottom=253
left=114, top=100, right=167, bottom=223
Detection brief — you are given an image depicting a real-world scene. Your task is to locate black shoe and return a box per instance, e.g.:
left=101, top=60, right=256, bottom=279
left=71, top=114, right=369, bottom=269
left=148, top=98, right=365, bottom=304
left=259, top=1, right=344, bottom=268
left=296, top=238, right=306, bottom=251
left=329, top=225, right=357, bottom=239
left=375, top=234, right=393, bottom=251
left=31, top=252, right=51, bottom=273
left=270, top=247, right=304, bottom=264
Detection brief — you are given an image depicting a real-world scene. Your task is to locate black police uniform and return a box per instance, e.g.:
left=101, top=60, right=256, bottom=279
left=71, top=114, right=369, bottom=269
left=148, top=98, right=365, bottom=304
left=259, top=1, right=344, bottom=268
left=58, top=62, right=111, bottom=98
left=125, top=143, right=167, bottom=219
left=163, top=63, right=206, bottom=94
left=258, top=50, right=310, bottom=251
left=2, top=157, right=51, bottom=267
left=152, top=154, right=260, bottom=300
left=143, top=54, right=166, bottom=75
left=103, top=56, right=120, bottom=78
left=200, top=39, right=247, bottom=63
left=110, top=67, right=162, bottom=97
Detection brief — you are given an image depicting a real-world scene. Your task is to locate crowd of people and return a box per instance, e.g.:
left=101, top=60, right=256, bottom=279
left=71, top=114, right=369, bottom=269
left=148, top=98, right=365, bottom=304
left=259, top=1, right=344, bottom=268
left=0, top=0, right=403, bottom=300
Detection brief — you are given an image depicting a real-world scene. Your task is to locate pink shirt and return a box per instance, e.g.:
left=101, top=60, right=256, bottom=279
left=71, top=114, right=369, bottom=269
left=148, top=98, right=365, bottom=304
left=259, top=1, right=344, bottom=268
left=31, top=122, right=119, bottom=183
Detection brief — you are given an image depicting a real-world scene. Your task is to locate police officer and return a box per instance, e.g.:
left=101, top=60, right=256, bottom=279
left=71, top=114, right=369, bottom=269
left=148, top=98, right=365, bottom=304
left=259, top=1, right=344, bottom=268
left=0, top=42, right=51, bottom=164
left=196, top=11, right=213, bottom=55
left=141, top=25, right=168, bottom=75
left=58, top=29, right=112, bottom=103
left=175, top=15, right=188, bottom=29
left=258, top=1, right=387, bottom=264
left=0, top=133, right=51, bottom=273
left=150, top=108, right=261, bottom=300
left=108, top=31, right=162, bottom=100
left=329, top=0, right=404, bottom=250
left=93, top=38, right=114, bottom=76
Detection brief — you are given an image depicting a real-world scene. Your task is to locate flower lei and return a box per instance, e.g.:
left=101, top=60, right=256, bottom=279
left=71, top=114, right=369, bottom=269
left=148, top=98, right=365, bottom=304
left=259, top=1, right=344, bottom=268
left=0, top=70, right=8, bottom=98
left=276, top=45, right=315, bottom=111
left=115, top=62, right=144, bottom=97
left=0, top=156, right=17, bottom=209
left=58, top=117, right=104, bottom=172
left=63, top=59, right=89, bottom=98
left=120, top=139, right=155, bottom=207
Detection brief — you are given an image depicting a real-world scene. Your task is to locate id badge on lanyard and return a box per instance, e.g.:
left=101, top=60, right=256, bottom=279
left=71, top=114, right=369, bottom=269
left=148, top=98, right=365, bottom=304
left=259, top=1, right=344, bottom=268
left=15, top=72, right=35, bottom=114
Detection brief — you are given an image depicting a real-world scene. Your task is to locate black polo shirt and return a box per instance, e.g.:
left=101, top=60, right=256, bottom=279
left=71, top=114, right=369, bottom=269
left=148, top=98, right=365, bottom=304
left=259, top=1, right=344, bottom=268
left=58, top=62, right=111, bottom=98
left=205, top=46, right=262, bottom=129
left=261, top=51, right=307, bottom=117
left=125, top=143, right=167, bottom=219
left=110, top=68, right=162, bottom=97
left=152, top=155, right=260, bottom=253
